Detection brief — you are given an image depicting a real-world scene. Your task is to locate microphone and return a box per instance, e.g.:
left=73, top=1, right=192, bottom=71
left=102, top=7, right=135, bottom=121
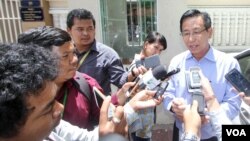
left=128, top=65, right=180, bottom=97
left=129, top=65, right=166, bottom=97
left=153, top=68, right=180, bottom=98
left=129, top=65, right=180, bottom=97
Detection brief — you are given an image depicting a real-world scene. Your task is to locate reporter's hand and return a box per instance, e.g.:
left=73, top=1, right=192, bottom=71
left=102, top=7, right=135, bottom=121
left=238, top=92, right=250, bottom=106
left=128, top=90, right=162, bottom=111
left=116, top=82, right=136, bottom=105
left=99, top=96, right=128, bottom=137
left=199, top=72, right=215, bottom=101
left=132, top=65, right=148, bottom=77
left=112, top=106, right=128, bottom=137
left=127, top=66, right=147, bottom=82
left=183, top=100, right=201, bottom=137
left=199, top=72, right=221, bottom=115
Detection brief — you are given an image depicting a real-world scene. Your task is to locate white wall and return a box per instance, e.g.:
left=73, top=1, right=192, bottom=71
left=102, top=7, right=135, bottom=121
left=157, top=0, right=188, bottom=67
left=187, top=0, right=250, bottom=5
left=156, top=0, right=189, bottom=125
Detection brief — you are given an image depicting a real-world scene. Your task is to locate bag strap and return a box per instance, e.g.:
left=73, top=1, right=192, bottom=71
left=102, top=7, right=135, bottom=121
left=72, top=71, right=91, bottom=101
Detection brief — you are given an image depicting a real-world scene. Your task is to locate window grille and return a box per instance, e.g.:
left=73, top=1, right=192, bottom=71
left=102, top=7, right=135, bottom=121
left=100, top=0, right=157, bottom=60
left=190, top=7, right=250, bottom=52
left=0, top=0, right=22, bottom=43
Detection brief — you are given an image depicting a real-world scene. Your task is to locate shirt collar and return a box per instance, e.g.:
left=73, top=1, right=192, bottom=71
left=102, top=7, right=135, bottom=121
left=90, top=39, right=98, bottom=52
left=76, top=40, right=98, bottom=56
left=186, top=45, right=216, bottom=62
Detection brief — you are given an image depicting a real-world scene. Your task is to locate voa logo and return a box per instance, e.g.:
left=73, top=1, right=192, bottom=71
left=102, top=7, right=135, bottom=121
left=226, top=129, right=246, bottom=136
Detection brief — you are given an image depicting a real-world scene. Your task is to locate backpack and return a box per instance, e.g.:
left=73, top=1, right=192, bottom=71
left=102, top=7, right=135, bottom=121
left=71, top=71, right=91, bottom=101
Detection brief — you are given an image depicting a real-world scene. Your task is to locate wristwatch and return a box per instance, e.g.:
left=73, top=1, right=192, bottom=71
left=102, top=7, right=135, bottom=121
left=181, top=132, right=199, bottom=141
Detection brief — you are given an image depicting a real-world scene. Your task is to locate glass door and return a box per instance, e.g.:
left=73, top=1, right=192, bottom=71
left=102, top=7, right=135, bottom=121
left=100, top=0, right=157, bottom=62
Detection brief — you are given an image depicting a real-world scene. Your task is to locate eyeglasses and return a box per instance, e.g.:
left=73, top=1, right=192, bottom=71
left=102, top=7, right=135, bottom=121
left=180, top=28, right=207, bottom=39
left=75, top=27, right=94, bottom=33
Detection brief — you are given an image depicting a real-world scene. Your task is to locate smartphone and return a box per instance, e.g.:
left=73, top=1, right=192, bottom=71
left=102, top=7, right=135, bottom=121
left=154, top=81, right=169, bottom=98
left=186, top=67, right=202, bottom=93
left=189, top=67, right=202, bottom=89
left=93, top=87, right=104, bottom=108
left=185, top=67, right=205, bottom=115
left=192, top=91, right=205, bottom=115
left=225, top=68, right=250, bottom=96
left=92, top=87, right=115, bottom=119
left=135, top=54, right=161, bottom=69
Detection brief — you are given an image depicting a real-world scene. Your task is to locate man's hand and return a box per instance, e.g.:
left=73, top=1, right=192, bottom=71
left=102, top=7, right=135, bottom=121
left=99, top=96, right=128, bottom=137
left=238, top=92, right=250, bottom=106
left=116, top=82, right=135, bottom=105
left=128, top=90, right=163, bottom=111
left=127, top=66, right=147, bottom=82
left=199, top=72, right=215, bottom=101
left=171, top=98, right=186, bottom=122
left=132, top=65, right=148, bottom=76
left=183, top=100, right=201, bottom=137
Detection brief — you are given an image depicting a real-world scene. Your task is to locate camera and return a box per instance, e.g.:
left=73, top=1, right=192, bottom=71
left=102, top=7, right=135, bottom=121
left=185, top=67, right=205, bottom=115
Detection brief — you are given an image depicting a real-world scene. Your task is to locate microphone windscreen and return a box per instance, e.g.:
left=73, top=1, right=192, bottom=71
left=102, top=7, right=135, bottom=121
left=152, top=65, right=168, bottom=80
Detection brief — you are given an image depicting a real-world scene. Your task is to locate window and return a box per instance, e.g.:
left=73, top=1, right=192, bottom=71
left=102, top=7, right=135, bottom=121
left=100, top=0, right=156, bottom=62
left=0, top=0, right=22, bottom=43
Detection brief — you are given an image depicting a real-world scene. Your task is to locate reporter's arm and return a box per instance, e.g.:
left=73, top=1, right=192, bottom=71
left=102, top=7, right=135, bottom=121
left=99, top=96, right=127, bottom=136
left=50, top=96, right=128, bottom=141
left=114, top=82, right=135, bottom=106
left=127, top=66, right=147, bottom=82
left=52, top=120, right=99, bottom=141
left=199, top=73, right=220, bottom=112
left=239, top=92, right=250, bottom=106
left=182, top=100, right=200, bottom=141
left=124, top=90, right=162, bottom=125
left=200, top=72, right=231, bottom=141
left=127, top=90, right=161, bottom=111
